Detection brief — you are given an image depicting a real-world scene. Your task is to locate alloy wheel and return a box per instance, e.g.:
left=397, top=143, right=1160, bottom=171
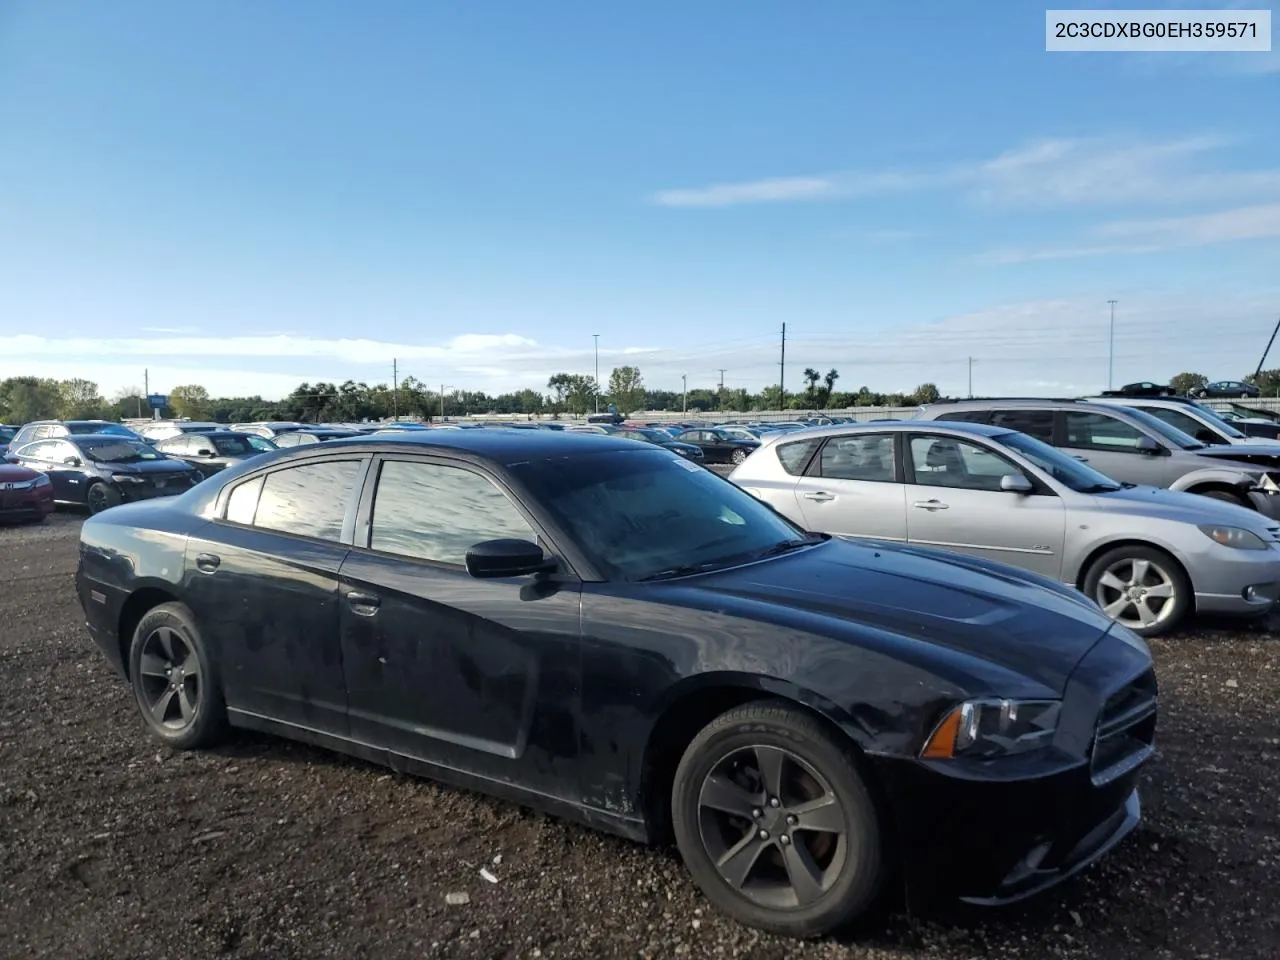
left=697, top=744, right=848, bottom=910
left=731, top=449, right=748, bottom=465
left=86, top=484, right=110, bottom=514
left=1094, top=556, right=1178, bottom=631
left=136, top=625, right=202, bottom=730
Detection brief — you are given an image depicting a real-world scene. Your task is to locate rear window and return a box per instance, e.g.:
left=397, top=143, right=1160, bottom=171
left=775, top=437, right=822, bottom=475
left=933, top=410, right=990, bottom=423
left=988, top=409, right=1055, bottom=443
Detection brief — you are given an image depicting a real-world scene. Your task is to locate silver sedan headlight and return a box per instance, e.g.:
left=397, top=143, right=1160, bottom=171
left=1199, top=525, right=1269, bottom=550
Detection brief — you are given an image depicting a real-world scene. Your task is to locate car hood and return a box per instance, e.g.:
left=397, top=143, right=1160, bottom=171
left=98, top=458, right=194, bottom=475
left=0, top=463, right=40, bottom=482
left=686, top=539, right=1125, bottom=694
left=1192, top=444, right=1280, bottom=471
left=1087, top=483, right=1274, bottom=527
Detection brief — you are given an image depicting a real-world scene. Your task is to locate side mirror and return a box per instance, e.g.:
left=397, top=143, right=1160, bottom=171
left=63, top=456, right=82, bottom=467
left=3, top=454, right=18, bottom=464
left=1000, top=472, right=1034, bottom=494
left=1136, top=436, right=1162, bottom=455
left=465, top=539, right=557, bottom=579
left=1194, top=430, right=1218, bottom=445
left=197, top=449, right=214, bottom=457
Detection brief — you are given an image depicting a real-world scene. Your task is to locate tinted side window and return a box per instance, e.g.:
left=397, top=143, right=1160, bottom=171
left=1063, top=412, right=1146, bottom=451
left=1141, top=407, right=1214, bottom=439
left=775, top=437, right=822, bottom=476
left=933, top=410, right=990, bottom=423
left=819, top=434, right=895, bottom=482
left=225, top=476, right=264, bottom=525
left=369, top=460, right=536, bottom=565
left=253, top=460, right=362, bottom=541
left=989, top=409, right=1055, bottom=443
left=908, top=436, right=1019, bottom=492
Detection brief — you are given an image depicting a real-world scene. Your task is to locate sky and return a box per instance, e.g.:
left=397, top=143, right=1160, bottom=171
left=1, top=1, right=1278, bottom=402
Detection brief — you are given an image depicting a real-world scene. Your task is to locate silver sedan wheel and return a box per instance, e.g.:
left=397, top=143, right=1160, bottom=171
left=1094, top=556, right=1179, bottom=631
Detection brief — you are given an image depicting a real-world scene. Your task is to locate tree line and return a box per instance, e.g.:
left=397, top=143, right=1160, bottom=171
left=3, top=367, right=1274, bottom=426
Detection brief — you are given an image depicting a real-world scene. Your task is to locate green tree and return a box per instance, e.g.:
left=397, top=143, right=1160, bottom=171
left=563, top=374, right=598, bottom=414
left=821, top=369, right=839, bottom=408
left=910, top=383, right=941, bottom=405
left=1247, top=370, right=1280, bottom=397
left=58, top=378, right=107, bottom=419
left=607, top=365, right=645, bottom=414
left=1169, top=372, right=1208, bottom=396
left=802, top=367, right=821, bottom=405
left=0, top=377, right=64, bottom=423
left=168, top=384, right=211, bottom=419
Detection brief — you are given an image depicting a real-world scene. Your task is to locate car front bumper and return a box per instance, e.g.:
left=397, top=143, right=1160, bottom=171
left=1191, top=545, right=1280, bottom=616
left=0, top=484, right=55, bottom=521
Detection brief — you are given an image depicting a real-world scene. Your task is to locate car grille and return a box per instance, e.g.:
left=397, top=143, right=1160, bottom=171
left=1090, top=667, right=1158, bottom=787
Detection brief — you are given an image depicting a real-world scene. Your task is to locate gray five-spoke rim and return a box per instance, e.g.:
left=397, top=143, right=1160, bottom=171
left=697, top=745, right=848, bottom=910
left=1096, top=557, right=1177, bottom=630
left=137, top=626, right=201, bottom=730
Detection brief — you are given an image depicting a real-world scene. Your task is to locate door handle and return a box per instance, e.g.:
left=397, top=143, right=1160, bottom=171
left=803, top=491, right=835, bottom=502
left=346, top=591, right=381, bottom=616
left=195, top=553, right=220, bottom=573
left=1073, top=455, right=1089, bottom=462
left=913, top=500, right=949, bottom=511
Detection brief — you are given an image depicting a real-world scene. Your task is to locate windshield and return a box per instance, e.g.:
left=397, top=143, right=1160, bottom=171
left=996, top=431, right=1121, bottom=493
left=1118, top=406, right=1205, bottom=450
left=513, top=448, right=811, bottom=581
left=213, top=435, right=273, bottom=455
left=69, top=422, right=136, bottom=437
left=1187, top=402, right=1247, bottom=439
left=0, top=429, right=13, bottom=443
left=79, top=439, right=161, bottom=463
left=245, top=435, right=276, bottom=452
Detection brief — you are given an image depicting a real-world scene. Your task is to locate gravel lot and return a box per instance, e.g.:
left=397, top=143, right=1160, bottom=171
left=2, top=514, right=1278, bottom=959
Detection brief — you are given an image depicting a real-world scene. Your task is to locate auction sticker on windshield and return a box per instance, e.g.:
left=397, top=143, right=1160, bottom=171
left=1046, top=9, right=1271, bottom=51
left=671, top=457, right=702, bottom=472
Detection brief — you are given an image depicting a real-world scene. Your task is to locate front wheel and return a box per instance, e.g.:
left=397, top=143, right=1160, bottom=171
left=85, top=482, right=121, bottom=515
left=1199, top=489, right=1250, bottom=509
left=1083, top=546, right=1191, bottom=637
left=730, top=448, right=749, bottom=465
left=671, top=701, right=884, bottom=938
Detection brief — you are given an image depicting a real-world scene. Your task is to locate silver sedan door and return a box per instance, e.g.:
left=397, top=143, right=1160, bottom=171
left=903, top=433, right=1067, bottom=579
left=792, top=433, right=907, bottom=542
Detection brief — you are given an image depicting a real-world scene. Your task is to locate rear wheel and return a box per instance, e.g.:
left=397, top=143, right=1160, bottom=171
left=1083, top=545, right=1191, bottom=637
left=731, top=448, right=749, bottom=465
left=85, top=482, right=121, bottom=515
left=128, top=602, right=228, bottom=749
left=671, top=700, right=883, bottom=938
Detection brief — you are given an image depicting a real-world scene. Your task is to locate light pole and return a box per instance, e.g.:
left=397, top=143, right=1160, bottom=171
left=1107, top=299, right=1117, bottom=389
left=593, top=334, right=600, bottom=414
left=681, top=373, right=688, bottom=414
left=440, top=384, right=455, bottom=422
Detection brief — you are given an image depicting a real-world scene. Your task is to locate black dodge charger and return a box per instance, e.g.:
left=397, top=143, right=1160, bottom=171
left=75, top=430, right=1156, bottom=937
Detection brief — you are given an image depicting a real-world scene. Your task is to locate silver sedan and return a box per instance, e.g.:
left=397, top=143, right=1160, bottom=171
left=728, top=420, right=1280, bottom=636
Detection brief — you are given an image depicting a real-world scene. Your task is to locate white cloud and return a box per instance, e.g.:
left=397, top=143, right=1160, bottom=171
left=978, top=202, right=1280, bottom=263
left=650, top=135, right=1280, bottom=211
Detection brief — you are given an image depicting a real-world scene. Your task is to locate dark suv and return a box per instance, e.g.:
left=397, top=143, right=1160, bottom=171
left=10, top=420, right=140, bottom=448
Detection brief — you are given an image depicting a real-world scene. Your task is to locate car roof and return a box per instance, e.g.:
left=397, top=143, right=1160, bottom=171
left=270, top=428, right=642, bottom=464
left=754, top=419, right=1013, bottom=446
left=64, top=432, right=145, bottom=444
left=922, top=397, right=1133, bottom=415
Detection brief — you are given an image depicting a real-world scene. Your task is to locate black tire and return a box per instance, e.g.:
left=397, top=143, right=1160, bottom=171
left=127, top=602, right=228, bottom=750
left=85, top=481, right=121, bottom=515
left=1082, top=545, right=1191, bottom=638
left=671, top=700, right=883, bottom=938
left=1199, top=489, right=1249, bottom=509
left=730, top=448, right=749, bottom=465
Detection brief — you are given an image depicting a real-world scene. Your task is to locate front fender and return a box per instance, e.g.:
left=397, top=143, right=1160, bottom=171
left=1168, top=466, right=1259, bottom=493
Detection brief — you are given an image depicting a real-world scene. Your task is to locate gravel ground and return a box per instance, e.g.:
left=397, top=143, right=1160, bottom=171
left=1, top=514, right=1278, bottom=960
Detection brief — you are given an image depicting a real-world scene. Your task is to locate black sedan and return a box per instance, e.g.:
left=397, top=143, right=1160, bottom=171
left=675, top=427, right=762, bottom=465
left=1191, top=380, right=1261, bottom=399
left=614, top=427, right=705, bottom=461
left=75, top=430, right=1155, bottom=937
left=11, top=434, right=200, bottom=513
left=153, top=431, right=278, bottom=477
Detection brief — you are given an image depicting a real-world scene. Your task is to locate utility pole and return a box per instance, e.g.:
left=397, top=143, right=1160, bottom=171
left=1107, top=299, right=1118, bottom=389
left=779, top=323, right=786, bottom=411
left=682, top=373, right=688, bottom=414
left=717, top=368, right=726, bottom=411
left=143, top=368, right=150, bottom=419
left=392, top=358, right=398, bottom=422
left=968, top=357, right=973, bottom=398
left=593, top=334, right=600, bottom=414
left=1252, top=314, right=1280, bottom=386
left=440, top=383, right=445, bottom=422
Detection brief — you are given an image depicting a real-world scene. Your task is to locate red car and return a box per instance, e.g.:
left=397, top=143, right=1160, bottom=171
left=0, top=461, right=55, bottom=523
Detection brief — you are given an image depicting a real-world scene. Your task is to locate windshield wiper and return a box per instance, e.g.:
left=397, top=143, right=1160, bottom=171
left=1081, top=483, right=1123, bottom=493
left=751, top=536, right=818, bottom=559
left=637, top=561, right=728, bottom=582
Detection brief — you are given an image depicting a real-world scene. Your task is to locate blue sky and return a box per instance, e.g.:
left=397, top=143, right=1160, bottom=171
left=1, top=1, right=1277, bottom=401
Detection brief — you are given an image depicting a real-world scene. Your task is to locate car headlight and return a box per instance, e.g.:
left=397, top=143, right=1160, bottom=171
left=921, top=699, right=1061, bottom=760
left=1258, top=473, right=1280, bottom=494
left=1199, top=525, right=1268, bottom=550
left=110, top=473, right=145, bottom=483
left=32, top=474, right=51, bottom=488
